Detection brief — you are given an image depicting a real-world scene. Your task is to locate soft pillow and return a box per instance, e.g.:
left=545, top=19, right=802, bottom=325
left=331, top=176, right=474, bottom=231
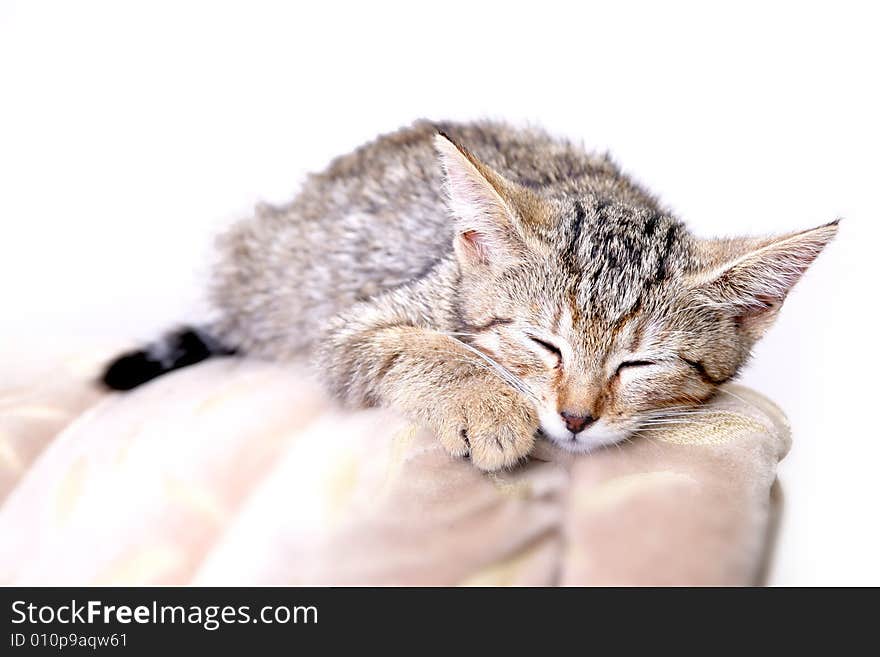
left=0, top=356, right=789, bottom=585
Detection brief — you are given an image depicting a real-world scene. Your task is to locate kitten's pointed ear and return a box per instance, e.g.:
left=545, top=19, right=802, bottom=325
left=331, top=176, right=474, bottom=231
left=434, top=132, right=524, bottom=268
left=693, top=220, right=839, bottom=339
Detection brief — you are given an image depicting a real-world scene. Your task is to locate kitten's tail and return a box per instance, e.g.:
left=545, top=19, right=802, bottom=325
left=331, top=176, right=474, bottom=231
left=100, top=326, right=237, bottom=391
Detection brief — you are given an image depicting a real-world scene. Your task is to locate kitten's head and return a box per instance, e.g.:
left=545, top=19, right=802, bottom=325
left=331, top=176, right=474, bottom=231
left=435, top=133, right=838, bottom=452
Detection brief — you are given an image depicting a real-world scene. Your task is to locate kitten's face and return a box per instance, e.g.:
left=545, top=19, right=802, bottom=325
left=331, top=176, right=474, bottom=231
left=436, top=133, right=838, bottom=453
left=460, top=241, right=736, bottom=452
left=457, top=202, right=732, bottom=452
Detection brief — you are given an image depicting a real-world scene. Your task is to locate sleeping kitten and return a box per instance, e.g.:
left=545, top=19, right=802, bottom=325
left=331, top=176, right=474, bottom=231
left=102, top=120, right=838, bottom=471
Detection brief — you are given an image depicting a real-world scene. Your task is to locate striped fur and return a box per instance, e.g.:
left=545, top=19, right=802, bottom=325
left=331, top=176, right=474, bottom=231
left=104, top=120, right=838, bottom=470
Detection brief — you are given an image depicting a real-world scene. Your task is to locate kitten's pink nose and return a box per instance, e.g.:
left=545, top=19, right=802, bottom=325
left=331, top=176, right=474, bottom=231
left=560, top=412, right=595, bottom=434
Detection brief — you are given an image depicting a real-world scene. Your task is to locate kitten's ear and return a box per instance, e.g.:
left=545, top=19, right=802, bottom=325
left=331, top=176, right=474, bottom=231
left=693, top=220, right=839, bottom=339
left=434, top=132, right=525, bottom=268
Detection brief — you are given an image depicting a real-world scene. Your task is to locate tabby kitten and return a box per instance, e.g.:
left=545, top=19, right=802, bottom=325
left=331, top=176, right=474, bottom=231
left=103, top=120, right=838, bottom=471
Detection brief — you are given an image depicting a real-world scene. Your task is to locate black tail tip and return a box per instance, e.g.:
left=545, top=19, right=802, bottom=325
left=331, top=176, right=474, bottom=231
left=101, top=350, right=169, bottom=391
left=100, top=328, right=235, bottom=391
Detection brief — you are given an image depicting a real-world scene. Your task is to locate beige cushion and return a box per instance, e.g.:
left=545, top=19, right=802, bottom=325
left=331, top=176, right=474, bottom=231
left=0, top=355, right=790, bottom=585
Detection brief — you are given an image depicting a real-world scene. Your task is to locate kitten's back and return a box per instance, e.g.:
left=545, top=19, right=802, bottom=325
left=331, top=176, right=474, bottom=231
left=210, top=120, right=659, bottom=357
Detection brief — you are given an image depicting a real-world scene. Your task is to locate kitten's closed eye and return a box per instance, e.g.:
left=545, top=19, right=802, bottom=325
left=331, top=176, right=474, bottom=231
left=527, top=335, right=562, bottom=364
left=615, top=360, right=656, bottom=375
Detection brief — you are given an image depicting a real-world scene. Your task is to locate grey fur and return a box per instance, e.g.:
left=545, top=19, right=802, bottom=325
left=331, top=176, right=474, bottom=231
left=199, top=119, right=837, bottom=470
left=211, top=120, right=666, bottom=356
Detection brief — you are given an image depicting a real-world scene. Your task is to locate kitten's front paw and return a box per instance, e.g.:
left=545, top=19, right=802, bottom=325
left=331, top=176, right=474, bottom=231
left=436, top=385, right=538, bottom=471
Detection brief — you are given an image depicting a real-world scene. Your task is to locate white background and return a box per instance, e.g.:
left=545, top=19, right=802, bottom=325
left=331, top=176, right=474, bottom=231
left=1, top=1, right=877, bottom=585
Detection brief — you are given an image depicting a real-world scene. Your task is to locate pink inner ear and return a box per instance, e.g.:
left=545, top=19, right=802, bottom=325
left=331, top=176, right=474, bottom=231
left=459, top=229, right=492, bottom=264
left=731, top=293, right=785, bottom=340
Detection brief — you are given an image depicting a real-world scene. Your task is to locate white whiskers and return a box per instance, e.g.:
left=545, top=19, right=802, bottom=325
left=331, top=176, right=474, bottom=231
left=439, top=333, right=539, bottom=404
